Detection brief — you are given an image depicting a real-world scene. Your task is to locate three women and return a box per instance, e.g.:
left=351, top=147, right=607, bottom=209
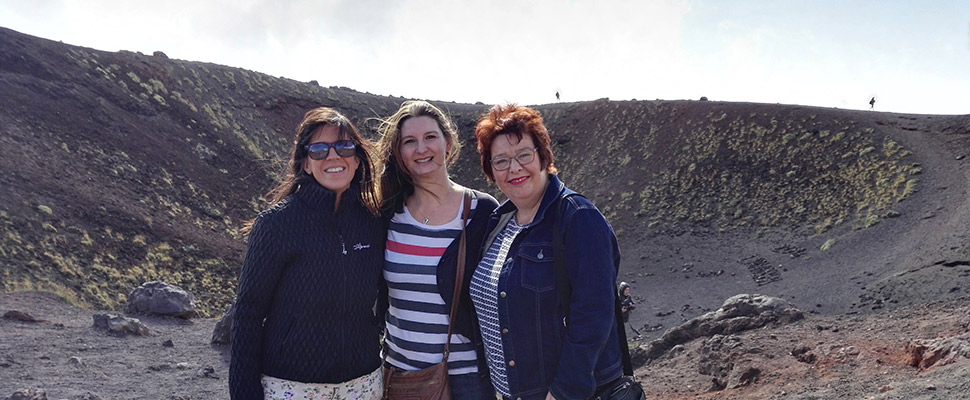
left=231, top=101, right=623, bottom=400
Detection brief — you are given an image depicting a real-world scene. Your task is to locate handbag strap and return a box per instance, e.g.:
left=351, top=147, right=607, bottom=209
left=443, top=191, right=472, bottom=361
left=551, top=193, right=635, bottom=377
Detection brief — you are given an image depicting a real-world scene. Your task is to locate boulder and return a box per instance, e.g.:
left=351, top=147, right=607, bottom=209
left=697, top=334, right=762, bottom=390
left=125, top=281, right=196, bottom=318
left=211, top=299, right=236, bottom=345
left=643, top=294, right=804, bottom=361
left=903, top=333, right=970, bottom=369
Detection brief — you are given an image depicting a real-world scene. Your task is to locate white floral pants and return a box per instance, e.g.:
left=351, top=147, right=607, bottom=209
left=261, top=367, right=383, bottom=400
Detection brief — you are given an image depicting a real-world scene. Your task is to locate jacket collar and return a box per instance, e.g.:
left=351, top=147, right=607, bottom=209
left=494, top=173, right=566, bottom=226
left=294, top=180, right=359, bottom=214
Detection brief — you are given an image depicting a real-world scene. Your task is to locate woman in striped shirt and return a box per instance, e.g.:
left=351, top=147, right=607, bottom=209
left=377, top=100, right=498, bottom=399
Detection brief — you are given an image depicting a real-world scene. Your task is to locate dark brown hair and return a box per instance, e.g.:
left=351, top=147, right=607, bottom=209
left=243, top=107, right=380, bottom=235
left=474, top=104, right=557, bottom=182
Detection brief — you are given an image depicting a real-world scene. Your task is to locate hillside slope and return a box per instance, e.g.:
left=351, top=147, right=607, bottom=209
left=0, top=27, right=484, bottom=315
left=1, top=26, right=969, bottom=336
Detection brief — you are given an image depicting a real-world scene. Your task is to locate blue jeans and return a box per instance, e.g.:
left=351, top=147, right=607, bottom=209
left=450, top=372, right=497, bottom=400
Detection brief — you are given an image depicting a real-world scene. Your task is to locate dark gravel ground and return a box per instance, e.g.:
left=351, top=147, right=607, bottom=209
left=3, top=291, right=969, bottom=399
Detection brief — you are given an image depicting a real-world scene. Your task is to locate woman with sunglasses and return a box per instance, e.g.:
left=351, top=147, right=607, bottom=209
left=471, top=105, right=623, bottom=400
left=376, top=100, right=498, bottom=399
left=230, top=107, right=385, bottom=399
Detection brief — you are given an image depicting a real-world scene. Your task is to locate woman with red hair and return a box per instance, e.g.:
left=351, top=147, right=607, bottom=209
left=470, top=105, right=624, bottom=400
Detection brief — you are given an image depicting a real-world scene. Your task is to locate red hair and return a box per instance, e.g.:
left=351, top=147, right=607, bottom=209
left=474, top=104, right=557, bottom=182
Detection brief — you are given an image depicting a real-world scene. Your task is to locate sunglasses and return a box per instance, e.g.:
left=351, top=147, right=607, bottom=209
left=305, top=140, right=356, bottom=160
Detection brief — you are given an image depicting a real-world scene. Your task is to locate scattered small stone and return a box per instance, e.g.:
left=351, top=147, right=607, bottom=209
left=67, top=356, right=84, bottom=367
left=3, top=310, right=47, bottom=323
left=176, top=362, right=193, bottom=370
left=728, top=367, right=760, bottom=388
left=6, top=388, right=47, bottom=400
left=162, top=339, right=174, bottom=348
left=92, top=313, right=150, bottom=337
left=926, top=384, right=937, bottom=391
left=196, top=365, right=218, bottom=379
left=838, top=346, right=860, bottom=356
left=148, top=364, right=172, bottom=372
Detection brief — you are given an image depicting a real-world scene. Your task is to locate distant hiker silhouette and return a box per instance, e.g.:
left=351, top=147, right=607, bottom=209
left=869, top=97, right=876, bottom=110
left=555, top=91, right=560, bottom=102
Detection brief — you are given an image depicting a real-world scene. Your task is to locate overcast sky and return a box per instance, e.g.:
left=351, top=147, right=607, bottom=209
left=2, top=0, right=968, bottom=114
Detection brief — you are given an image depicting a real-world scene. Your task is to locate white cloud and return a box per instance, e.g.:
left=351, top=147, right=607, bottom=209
left=0, top=0, right=966, bottom=114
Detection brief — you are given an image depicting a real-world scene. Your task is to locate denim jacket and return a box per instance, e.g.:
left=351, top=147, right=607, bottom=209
left=480, top=174, right=622, bottom=400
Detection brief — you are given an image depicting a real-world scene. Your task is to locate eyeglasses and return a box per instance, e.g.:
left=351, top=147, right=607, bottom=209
left=491, top=147, right=538, bottom=171
left=305, top=140, right=356, bottom=160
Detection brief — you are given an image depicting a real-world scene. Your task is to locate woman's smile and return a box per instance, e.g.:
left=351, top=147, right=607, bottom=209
left=509, top=176, right=529, bottom=185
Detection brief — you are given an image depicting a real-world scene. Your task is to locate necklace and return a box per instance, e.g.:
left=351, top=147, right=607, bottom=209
left=412, top=205, right=435, bottom=225
left=412, top=188, right=458, bottom=225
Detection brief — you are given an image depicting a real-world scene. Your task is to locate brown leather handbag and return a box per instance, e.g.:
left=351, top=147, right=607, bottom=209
left=382, top=193, right=471, bottom=400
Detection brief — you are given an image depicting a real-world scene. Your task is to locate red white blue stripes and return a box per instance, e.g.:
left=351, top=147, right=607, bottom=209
left=383, top=199, right=479, bottom=375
